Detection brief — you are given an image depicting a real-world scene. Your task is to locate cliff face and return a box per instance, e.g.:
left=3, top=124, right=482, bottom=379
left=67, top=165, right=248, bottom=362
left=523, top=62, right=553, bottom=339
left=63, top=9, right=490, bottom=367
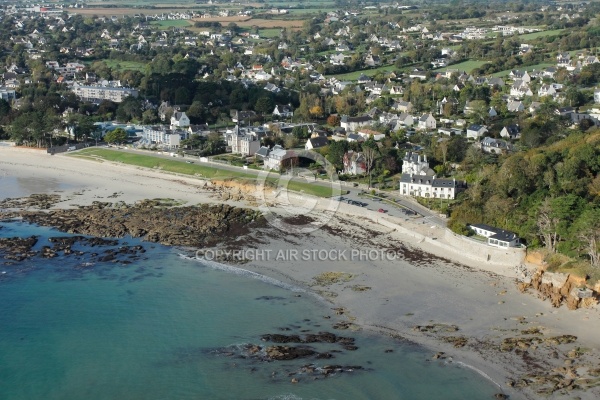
left=517, top=261, right=598, bottom=310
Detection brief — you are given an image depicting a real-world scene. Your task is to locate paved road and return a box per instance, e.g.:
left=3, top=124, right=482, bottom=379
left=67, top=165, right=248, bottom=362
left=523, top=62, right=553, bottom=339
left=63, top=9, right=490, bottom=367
left=86, top=147, right=446, bottom=227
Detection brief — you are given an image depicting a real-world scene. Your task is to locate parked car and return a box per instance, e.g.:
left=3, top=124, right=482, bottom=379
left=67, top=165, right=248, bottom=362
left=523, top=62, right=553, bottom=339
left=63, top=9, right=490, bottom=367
left=378, top=208, right=387, bottom=213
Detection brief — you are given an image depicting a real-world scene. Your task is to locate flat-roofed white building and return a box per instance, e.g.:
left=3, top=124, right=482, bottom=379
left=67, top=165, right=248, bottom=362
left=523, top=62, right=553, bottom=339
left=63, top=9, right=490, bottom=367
left=72, top=85, right=138, bottom=104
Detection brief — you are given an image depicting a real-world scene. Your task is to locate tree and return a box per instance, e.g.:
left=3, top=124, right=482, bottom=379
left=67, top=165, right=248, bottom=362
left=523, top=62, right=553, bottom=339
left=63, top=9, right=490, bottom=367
left=327, top=141, right=348, bottom=171
left=575, top=207, right=600, bottom=268
left=327, top=115, right=340, bottom=127
left=362, top=146, right=378, bottom=188
left=104, top=128, right=128, bottom=144
left=309, top=105, right=323, bottom=119
left=255, top=97, right=274, bottom=115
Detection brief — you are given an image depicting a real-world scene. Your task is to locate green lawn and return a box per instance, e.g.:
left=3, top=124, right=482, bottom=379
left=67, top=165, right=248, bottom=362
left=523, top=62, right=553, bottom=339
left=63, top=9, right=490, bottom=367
left=259, top=28, right=282, bottom=38
left=102, top=59, right=147, bottom=72
left=327, top=65, right=398, bottom=81
left=435, top=60, right=490, bottom=74
left=517, top=29, right=565, bottom=40
left=69, top=149, right=339, bottom=198
left=150, top=20, right=192, bottom=29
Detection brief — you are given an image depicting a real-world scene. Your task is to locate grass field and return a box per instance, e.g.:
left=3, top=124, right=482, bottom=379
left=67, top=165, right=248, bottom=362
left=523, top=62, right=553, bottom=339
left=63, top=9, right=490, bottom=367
left=102, top=59, right=147, bottom=72
left=259, top=28, right=283, bottom=38
left=70, top=149, right=338, bottom=198
left=327, top=65, right=398, bottom=81
left=190, top=17, right=304, bottom=29
left=150, top=20, right=191, bottom=29
left=517, top=29, right=565, bottom=40
left=435, top=60, right=490, bottom=74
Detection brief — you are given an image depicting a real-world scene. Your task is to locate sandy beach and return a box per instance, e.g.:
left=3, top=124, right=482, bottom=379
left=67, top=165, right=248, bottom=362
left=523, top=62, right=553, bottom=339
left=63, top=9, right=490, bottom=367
left=2, top=146, right=600, bottom=399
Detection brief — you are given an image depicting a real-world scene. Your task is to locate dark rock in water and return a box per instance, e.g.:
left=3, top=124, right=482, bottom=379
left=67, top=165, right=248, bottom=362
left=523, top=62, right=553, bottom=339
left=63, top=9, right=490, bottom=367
left=255, top=296, right=286, bottom=301
left=100, top=253, right=115, bottom=262
left=265, top=345, right=316, bottom=361
left=0, top=236, right=38, bottom=261
left=385, top=349, right=394, bottom=353
left=6, top=202, right=265, bottom=248
left=494, top=394, right=509, bottom=399
left=315, top=352, right=334, bottom=359
left=261, top=334, right=302, bottom=343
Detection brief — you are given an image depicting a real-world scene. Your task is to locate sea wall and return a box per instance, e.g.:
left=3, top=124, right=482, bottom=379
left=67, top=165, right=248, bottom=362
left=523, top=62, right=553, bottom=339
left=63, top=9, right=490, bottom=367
left=334, top=201, right=526, bottom=272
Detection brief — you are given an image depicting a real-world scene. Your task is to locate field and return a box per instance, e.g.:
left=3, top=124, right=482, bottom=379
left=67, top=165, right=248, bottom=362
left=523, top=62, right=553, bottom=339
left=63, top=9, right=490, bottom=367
left=190, top=17, right=304, bottom=29
left=70, top=149, right=338, bottom=198
left=102, top=60, right=147, bottom=72
left=150, top=20, right=192, bottom=28
left=517, top=29, right=566, bottom=40
left=327, top=65, right=399, bottom=81
left=435, top=60, right=490, bottom=74
left=72, top=8, right=188, bottom=16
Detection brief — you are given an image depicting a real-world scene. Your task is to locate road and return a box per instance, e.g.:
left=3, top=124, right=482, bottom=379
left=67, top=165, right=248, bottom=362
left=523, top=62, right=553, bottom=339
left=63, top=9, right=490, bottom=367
left=92, top=147, right=446, bottom=227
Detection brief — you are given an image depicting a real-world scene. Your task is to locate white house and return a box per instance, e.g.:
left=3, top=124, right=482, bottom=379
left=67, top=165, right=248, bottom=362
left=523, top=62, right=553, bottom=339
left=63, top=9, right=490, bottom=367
left=305, top=136, right=328, bottom=150
left=594, top=89, right=600, bottom=104
left=340, top=115, right=372, bottom=132
left=231, top=134, right=260, bottom=156
left=417, top=114, right=436, bottom=131
left=481, top=137, right=511, bottom=154
left=357, top=129, right=385, bottom=141
left=399, top=174, right=466, bottom=199
left=466, top=124, right=488, bottom=139
left=256, top=145, right=290, bottom=170
left=500, top=124, right=521, bottom=139
left=170, top=111, right=190, bottom=128
left=273, top=105, right=293, bottom=118
left=402, top=152, right=434, bottom=175
left=469, top=223, right=521, bottom=248
left=507, top=100, right=525, bottom=113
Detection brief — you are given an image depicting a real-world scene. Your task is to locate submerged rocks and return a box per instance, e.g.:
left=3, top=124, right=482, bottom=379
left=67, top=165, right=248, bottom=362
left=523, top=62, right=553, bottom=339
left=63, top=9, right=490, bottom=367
left=0, top=236, right=38, bottom=261
left=265, top=345, right=316, bottom=361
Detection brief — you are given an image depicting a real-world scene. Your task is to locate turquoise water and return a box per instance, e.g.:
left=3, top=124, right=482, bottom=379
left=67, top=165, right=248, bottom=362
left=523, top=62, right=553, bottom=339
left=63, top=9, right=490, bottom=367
left=0, top=221, right=501, bottom=399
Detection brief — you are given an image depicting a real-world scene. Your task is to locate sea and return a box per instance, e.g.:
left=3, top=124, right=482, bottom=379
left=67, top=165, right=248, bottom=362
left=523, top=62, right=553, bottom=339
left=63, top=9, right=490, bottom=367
left=0, top=181, right=502, bottom=400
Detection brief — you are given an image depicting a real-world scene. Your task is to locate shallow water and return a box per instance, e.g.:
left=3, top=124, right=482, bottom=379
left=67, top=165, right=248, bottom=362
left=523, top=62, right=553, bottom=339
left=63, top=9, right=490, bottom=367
left=0, top=222, right=502, bottom=400
left=0, top=175, right=74, bottom=199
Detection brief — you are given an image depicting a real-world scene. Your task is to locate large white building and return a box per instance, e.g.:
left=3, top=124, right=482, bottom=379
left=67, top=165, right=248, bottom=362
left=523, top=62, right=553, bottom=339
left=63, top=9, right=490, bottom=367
left=72, top=84, right=138, bottom=103
left=400, top=174, right=466, bottom=199
left=0, top=87, right=16, bottom=101
left=231, top=135, right=260, bottom=156
left=141, top=126, right=187, bottom=148
left=402, top=151, right=434, bottom=175
left=399, top=151, right=465, bottom=199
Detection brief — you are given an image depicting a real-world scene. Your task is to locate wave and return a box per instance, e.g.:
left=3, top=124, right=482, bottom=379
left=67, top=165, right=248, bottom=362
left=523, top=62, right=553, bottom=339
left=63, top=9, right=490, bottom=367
left=454, top=361, right=502, bottom=389
left=178, top=254, right=306, bottom=293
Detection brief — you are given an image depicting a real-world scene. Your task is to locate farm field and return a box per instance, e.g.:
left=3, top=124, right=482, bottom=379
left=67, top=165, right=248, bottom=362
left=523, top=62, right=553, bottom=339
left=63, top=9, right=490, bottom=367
left=190, top=17, right=304, bottom=29
left=150, top=20, right=192, bottom=28
left=72, top=8, right=189, bottom=16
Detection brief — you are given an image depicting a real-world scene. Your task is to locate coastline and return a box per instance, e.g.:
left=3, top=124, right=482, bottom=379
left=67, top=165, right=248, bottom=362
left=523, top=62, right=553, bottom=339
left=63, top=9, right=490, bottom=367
left=2, top=146, right=600, bottom=399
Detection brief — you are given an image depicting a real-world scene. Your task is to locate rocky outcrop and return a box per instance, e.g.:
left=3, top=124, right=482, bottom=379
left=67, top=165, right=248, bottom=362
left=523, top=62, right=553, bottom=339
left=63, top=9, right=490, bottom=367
left=2, top=200, right=265, bottom=248
left=517, top=268, right=598, bottom=310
